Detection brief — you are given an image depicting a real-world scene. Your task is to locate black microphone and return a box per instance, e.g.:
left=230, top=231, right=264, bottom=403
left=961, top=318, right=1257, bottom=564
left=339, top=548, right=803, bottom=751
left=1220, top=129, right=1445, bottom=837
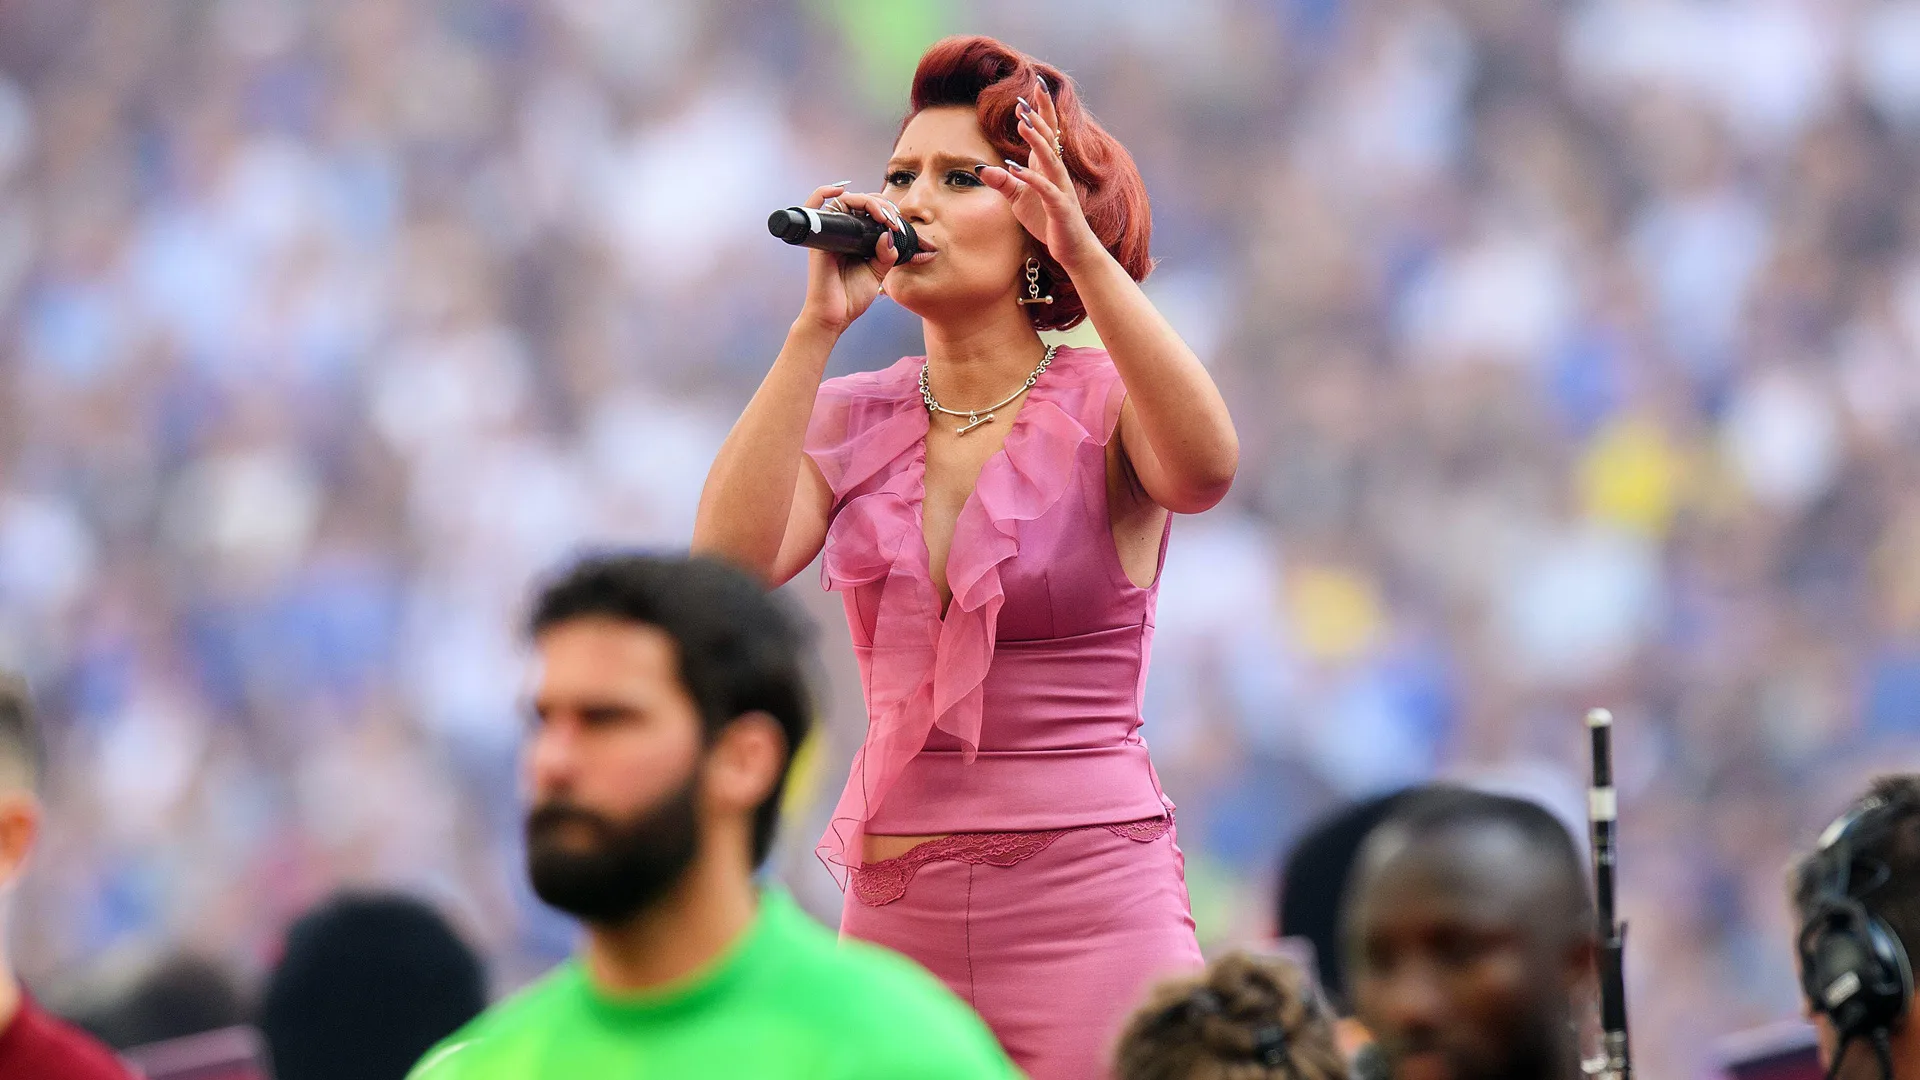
left=768, top=207, right=920, bottom=262
left=1352, top=1043, right=1389, bottom=1080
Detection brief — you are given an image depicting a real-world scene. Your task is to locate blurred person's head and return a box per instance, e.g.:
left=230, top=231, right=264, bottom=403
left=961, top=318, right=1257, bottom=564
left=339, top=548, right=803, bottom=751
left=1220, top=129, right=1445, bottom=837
left=1789, top=776, right=1920, bottom=1080
left=1114, top=950, right=1348, bottom=1080
left=1279, top=789, right=1419, bottom=1013
left=880, top=35, right=1151, bottom=332
left=259, top=892, right=485, bottom=1080
left=0, top=675, right=42, bottom=948
left=523, top=553, right=811, bottom=927
left=1344, top=787, right=1595, bottom=1080
left=75, top=954, right=249, bottom=1050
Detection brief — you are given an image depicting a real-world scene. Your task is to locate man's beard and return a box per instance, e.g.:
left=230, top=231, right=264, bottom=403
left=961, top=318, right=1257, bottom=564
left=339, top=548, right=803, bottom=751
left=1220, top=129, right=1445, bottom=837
left=1380, top=1011, right=1570, bottom=1080
left=525, top=773, right=701, bottom=926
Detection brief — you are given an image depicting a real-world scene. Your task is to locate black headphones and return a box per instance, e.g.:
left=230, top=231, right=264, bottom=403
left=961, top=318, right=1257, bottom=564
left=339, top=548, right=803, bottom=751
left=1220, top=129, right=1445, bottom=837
left=1798, top=795, right=1915, bottom=1077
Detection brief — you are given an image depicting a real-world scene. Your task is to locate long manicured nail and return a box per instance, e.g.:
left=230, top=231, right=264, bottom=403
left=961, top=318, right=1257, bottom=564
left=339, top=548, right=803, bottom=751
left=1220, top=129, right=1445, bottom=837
left=1017, top=96, right=1032, bottom=113
left=973, top=163, right=988, bottom=173
left=1003, top=158, right=1023, bottom=171
left=829, top=179, right=852, bottom=187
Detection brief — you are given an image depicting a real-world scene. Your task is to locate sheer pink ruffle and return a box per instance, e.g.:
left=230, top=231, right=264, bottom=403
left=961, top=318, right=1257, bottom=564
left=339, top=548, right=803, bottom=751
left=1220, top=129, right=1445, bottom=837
left=803, top=349, right=1127, bottom=885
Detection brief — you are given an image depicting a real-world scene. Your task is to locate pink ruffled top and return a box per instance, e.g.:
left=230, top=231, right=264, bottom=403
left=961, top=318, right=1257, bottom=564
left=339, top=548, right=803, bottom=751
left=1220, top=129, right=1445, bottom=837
left=804, top=346, right=1174, bottom=883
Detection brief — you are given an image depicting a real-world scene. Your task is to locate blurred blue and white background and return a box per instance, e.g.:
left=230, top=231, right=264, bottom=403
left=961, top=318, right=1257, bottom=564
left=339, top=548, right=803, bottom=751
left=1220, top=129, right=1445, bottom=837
left=6, top=1, right=1920, bottom=1074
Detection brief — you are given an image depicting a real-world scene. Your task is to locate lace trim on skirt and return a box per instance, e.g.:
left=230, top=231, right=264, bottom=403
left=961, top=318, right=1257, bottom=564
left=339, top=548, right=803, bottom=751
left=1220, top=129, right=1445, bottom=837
left=849, top=815, right=1172, bottom=907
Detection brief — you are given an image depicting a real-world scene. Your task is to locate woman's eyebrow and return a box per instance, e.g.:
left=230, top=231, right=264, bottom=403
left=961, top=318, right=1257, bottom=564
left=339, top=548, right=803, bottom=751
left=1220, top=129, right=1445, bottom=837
left=884, top=151, right=991, bottom=170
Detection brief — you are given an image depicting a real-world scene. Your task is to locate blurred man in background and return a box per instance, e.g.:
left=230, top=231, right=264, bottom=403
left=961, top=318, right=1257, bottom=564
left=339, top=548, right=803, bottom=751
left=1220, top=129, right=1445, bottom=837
left=262, top=892, right=486, bottom=1080
left=408, top=554, right=1018, bottom=1079
left=0, top=676, right=133, bottom=1079
left=1790, top=777, right=1920, bottom=1080
left=1278, top=790, right=1418, bottom=1004
left=1343, top=788, right=1594, bottom=1080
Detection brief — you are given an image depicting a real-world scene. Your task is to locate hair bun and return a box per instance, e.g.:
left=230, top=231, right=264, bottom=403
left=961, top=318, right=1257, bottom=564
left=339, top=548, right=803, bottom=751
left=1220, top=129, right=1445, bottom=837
left=1114, top=951, right=1347, bottom=1080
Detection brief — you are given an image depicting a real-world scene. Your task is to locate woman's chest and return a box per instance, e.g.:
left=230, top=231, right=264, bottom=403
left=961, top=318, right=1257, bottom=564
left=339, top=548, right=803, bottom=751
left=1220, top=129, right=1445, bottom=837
left=920, top=436, right=1133, bottom=640
left=920, top=428, right=1007, bottom=606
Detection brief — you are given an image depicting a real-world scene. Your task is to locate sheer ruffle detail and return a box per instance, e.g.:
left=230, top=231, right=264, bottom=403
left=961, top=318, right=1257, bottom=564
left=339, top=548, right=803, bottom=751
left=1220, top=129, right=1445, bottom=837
left=849, top=815, right=1173, bottom=907
left=802, top=348, right=1129, bottom=886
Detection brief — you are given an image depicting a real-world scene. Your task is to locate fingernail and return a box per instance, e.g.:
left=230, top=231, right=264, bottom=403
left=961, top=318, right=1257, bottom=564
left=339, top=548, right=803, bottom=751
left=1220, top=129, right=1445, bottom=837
left=1003, top=158, right=1022, bottom=171
left=1038, top=76, right=1050, bottom=94
left=830, top=179, right=851, bottom=187
left=1017, top=96, right=1031, bottom=112
left=973, top=163, right=987, bottom=173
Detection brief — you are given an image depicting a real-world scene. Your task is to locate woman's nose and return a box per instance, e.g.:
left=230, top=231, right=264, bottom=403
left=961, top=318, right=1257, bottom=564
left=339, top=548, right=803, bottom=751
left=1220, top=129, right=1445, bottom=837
left=896, top=178, right=933, bottom=221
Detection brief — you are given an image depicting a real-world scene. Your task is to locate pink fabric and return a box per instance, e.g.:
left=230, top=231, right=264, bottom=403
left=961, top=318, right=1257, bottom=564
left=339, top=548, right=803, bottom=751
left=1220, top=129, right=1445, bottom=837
left=804, top=346, right=1174, bottom=881
left=839, top=816, right=1203, bottom=1080
left=848, top=816, right=1173, bottom=907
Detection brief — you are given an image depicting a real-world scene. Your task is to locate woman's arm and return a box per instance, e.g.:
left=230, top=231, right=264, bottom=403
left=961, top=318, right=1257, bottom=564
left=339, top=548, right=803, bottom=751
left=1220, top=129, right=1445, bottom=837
left=691, top=183, right=903, bottom=583
left=979, top=101, right=1238, bottom=514
left=1062, top=250, right=1239, bottom=513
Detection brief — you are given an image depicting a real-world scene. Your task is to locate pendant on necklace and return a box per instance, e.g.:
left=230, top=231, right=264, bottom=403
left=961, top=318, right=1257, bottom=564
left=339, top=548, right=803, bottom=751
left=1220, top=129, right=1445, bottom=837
left=958, top=413, right=994, bottom=435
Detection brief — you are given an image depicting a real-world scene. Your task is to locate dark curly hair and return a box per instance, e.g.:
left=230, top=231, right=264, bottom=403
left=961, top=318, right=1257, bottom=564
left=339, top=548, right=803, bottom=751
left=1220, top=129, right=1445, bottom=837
left=1114, top=952, right=1349, bottom=1080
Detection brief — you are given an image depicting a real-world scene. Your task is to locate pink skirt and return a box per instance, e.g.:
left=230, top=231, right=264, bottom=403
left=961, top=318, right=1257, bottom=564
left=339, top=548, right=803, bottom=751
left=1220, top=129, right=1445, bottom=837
left=840, top=817, right=1203, bottom=1080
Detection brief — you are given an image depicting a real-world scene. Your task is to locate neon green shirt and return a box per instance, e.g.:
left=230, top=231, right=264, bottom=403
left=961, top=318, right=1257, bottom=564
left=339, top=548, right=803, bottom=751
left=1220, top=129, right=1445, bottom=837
left=408, top=891, right=1022, bottom=1080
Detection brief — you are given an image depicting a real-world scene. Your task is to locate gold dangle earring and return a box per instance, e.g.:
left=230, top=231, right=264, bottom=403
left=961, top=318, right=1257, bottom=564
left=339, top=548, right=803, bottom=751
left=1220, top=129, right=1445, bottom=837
left=1016, top=256, right=1054, bottom=305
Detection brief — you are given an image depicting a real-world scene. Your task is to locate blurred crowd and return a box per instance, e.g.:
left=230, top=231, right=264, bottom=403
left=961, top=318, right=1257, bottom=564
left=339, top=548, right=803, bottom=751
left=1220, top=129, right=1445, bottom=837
left=5, top=1, right=1920, bottom=1076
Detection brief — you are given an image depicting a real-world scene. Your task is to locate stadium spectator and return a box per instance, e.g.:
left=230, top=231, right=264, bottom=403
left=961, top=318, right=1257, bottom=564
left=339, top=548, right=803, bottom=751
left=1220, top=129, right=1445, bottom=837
left=1277, top=789, right=1418, bottom=1014
left=5, top=3, right=1920, bottom=1073
left=407, top=554, right=1018, bottom=1078
left=1789, top=776, right=1920, bottom=1080
left=1115, top=950, right=1348, bottom=1080
left=260, top=892, right=486, bottom=1080
left=0, top=676, right=133, bottom=1079
left=1343, top=787, right=1595, bottom=1080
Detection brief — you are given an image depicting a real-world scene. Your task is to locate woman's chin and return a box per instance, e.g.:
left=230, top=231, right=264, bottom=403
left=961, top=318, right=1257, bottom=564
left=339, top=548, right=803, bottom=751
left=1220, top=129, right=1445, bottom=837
left=882, top=275, right=1005, bottom=321
left=882, top=277, right=934, bottom=313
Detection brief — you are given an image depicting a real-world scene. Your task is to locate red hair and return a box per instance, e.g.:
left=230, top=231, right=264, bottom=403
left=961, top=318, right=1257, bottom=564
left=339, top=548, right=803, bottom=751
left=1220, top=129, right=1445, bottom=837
left=905, top=36, right=1153, bottom=332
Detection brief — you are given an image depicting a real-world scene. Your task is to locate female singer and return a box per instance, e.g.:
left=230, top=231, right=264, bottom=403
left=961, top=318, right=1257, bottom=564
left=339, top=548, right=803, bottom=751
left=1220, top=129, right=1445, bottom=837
left=693, top=35, right=1239, bottom=1079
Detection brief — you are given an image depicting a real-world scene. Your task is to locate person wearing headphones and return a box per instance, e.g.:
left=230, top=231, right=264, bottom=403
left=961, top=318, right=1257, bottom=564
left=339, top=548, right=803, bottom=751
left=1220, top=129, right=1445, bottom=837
left=1791, top=776, right=1920, bottom=1080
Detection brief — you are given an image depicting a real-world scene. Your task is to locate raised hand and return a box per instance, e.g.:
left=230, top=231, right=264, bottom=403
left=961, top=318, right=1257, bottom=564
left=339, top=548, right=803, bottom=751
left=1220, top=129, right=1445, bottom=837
left=795, top=182, right=905, bottom=333
left=976, top=89, right=1104, bottom=272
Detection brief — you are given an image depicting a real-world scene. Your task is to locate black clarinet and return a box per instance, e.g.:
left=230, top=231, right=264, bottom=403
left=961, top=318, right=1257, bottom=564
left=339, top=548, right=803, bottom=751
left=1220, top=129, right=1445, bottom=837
left=1586, top=708, right=1632, bottom=1080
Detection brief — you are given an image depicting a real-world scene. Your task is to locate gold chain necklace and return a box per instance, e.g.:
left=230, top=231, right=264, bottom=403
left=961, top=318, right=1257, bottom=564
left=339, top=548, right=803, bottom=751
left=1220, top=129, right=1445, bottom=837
left=918, top=345, right=1058, bottom=435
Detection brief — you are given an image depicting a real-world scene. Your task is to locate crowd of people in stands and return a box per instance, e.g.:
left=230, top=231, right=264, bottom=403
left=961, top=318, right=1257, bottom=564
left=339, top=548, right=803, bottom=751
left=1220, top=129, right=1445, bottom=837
left=6, top=1, right=1920, bottom=1078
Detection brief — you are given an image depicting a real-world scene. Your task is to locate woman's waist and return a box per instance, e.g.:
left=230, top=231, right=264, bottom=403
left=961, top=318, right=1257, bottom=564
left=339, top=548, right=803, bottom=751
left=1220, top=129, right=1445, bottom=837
left=856, top=814, right=1172, bottom=883
left=862, top=742, right=1167, bottom=834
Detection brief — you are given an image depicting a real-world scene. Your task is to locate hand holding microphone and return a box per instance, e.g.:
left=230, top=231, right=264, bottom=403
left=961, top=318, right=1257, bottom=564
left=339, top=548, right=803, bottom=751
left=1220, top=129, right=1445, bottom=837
left=777, top=183, right=924, bottom=335
left=769, top=204, right=920, bottom=262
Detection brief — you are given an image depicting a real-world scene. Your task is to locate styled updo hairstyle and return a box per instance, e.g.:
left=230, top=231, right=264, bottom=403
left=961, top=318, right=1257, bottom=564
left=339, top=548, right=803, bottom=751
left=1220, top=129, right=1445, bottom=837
left=1113, top=952, right=1348, bottom=1080
left=905, top=36, right=1154, bottom=331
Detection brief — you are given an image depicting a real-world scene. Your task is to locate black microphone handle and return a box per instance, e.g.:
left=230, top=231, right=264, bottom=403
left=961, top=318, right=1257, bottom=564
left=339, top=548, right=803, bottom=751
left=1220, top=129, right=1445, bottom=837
left=1352, top=1043, right=1389, bottom=1080
left=768, top=207, right=919, bottom=262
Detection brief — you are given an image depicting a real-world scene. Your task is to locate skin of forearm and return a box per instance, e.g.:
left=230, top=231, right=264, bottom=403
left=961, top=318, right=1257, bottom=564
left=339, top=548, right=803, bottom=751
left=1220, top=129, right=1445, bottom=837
left=1062, top=248, right=1239, bottom=507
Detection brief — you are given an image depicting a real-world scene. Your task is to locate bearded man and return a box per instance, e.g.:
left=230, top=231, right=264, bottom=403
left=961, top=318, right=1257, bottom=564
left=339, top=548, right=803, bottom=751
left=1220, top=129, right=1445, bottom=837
left=409, top=554, right=1018, bottom=1080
